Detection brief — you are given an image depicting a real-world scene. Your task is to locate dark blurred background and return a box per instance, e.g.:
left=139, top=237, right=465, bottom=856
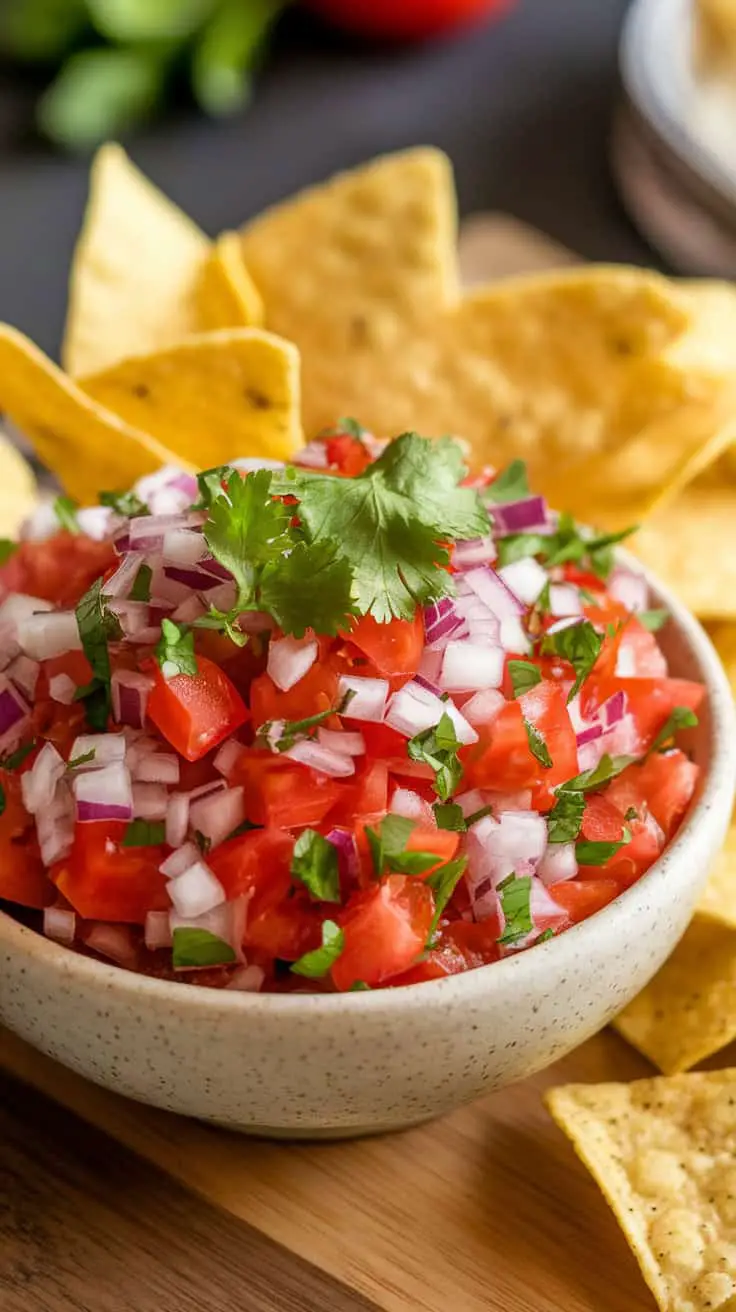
left=0, top=0, right=653, bottom=359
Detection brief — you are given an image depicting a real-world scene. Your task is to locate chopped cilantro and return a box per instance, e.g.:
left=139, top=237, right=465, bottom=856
left=54, top=495, right=80, bottom=534
left=508, top=659, right=542, bottom=698
left=260, top=694, right=352, bottom=753
left=75, top=577, right=122, bottom=725
left=497, top=512, right=636, bottom=581
left=172, top=927, right=236, bottom=969
left=536, top=928, right=555, bottom=944
left=73, top=680, right=109, bottom=731
left=497, top=874, right=533, bottom=947
left=426, top=856, right=468, bottom=939
left=290, top=828, right=341, bottom=903
left=576, top=827, right=631, bottom=866
left=331, top=416, right=366, bottom=439
left=523, top=718, right=552, bottom=768
left=534, top=579, right=551, bottom=616
left=547, top=791, right=585, bottom=843
left=433, top=802, right=467, bottom=831
left=0, top=539, right=18, bottom=565
left=67, top=749, right=96, bottom=770
left=637, top=608, right=669, bottom=632
left=129, top=563, right=152, bottom=603
left=259, top=539, right=357, bottom=638
left=483, top=459, right=529, bottom=505
left=99, top=489, right=148, bottom=517
left=407, top=712, right=463, bottom=801
left=650, top=706, right=698, bottom=754
left=291, top=919, right=344, bottom=979
left=123, top=819, right=166, bottom=847
left=278, top=433, right=488, bottom=622
left=155, top=619, right=198, bottom=678
left=348, top=980, right=372, bottom=991
left=560, top=753, right=637, bottom=793
left=2, top=740, right=36, bottom=770
left=542, top=619, right=602, bottom=702
left=196, top=465, right=234, bottom=509
left=193, top=829, right=212, bottom=856
left=226, top=819, right=260, bottom=841
left=365, top=815, right=440, bottom=877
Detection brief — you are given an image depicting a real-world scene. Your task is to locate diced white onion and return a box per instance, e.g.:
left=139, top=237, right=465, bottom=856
left=537, top=842, right=578, bottom=885
left=165, top=792, right=190, bottom=848
left=85, top=923, right=137, bottom=966
left=213, top=738, right=247, bottom=777
left=0, top=593, right=53, bottom=636
left=18, top=610, right=82, bottom=660
left=144, top=910, right=172, bottom=951
left=226, top=963, right=265, bottom=992
left=73, top=761, right=133, bottom=822
left=133, top=752, right=180, bottom=785
left=132, top=782, right=169, bottom=821
left=167, top=861, right=226, bottom=918
left=389, top=787, right=434, bottom=824
left=7, top=654, right=40, bottom=700
left=498, top=557, right=548, bottom=605
left=317, top=727, right=365, bottom=756
left=43, top=906, right=76, bottom=945
left=337, top=674, right=388, bottom=722
left=48, top=673, right=77, bottom=704
left=440, top=640, right=504, bottom=693
left=70, top=733, right=126, bottom=769
left=160, top=841, right=201, bottom=879
left=21, top=742, right=65, bottom=815
left=462, top=688, right=505, bottom=728
left=189, top=786, right=246, bottom=849
left=267, top=635, right=318, bottom=692
left=549, top=584, right=582, bottom=618
left=162, top=528, right=208, bottom=567
left=285, top=739, right=356, bottom=777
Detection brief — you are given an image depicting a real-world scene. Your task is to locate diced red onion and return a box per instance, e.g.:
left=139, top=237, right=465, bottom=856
left=500, top=616, right=531, bottom=655
left=285, top=739, right=356, bottom=777
left=132, top=782, right=169, bottom=821
left=71, top=732, right=126, bottom=769
left=104, top=551, right=147, bottom=600
left=230, top=456, right=286, bottom=474
left=189, top=785, right=245, bottom=849
left=454, top=788, right=488, bottom=817
left=165, top=793, right=190, bottom=849
left=43, top=905, right=76, bottom=945
left=602, top=690, right=627, bottom=728
left=0, top=675, right=29, bottom=736
left=338, top=674, right=388, bottom=722
left=21, top=742, right=65, bottom=814
left=107, top=599, right=152, bottom=638
left=73, top=761, right=133, bottom=822
left=111, top=670, right=153, bottom=729
left=226, top=963, right=265, bottom=992
left=162, top=528, right=207, bottom=567
left=160, top=841, right=201, bottom=879
left=317, top=727, right=365, bottom=756
left=385, top=678, right=478, bottom=746
left=537, top=842, right=578, bottom=885
left=163, top=565, right=223, bottom=592
left=133, top=752, right=180, bottom=785
left=417, top=648, right=443, bottom=685
left=575, top=722, right=603, bottom=749
left=7, top=654, right=39, bottom=700
left=295, top=440, right=330, bottom=468
left=134, top=464, right=198, bottom=508
left=467, top=810, right=547, bottom=890
left=413, top=673, right=443, bottom=697
left=608, top=566, right=648, bottom=613
left=267, top=634, right=318, bottom=692
left=0, top=626, right=20, bottom=673
left=18, top=610, right=82, bottom=660
left=389, top=786, right=434, bottom=824
left=49, top=673, right=76, bottom=704
left=78, top=505, right=120, bottom=540
left=144, top=910, right=172, bottom=951
left=167, top=859, right=226, bottom=917
left=549, top=584, right=582, bottom=618
left=197, top=557, right=232, bottom=582
left=462, top=688, right=505, bottom=728
left=129, top=511, right=204, bottom=552
left=468, top=875, right=499, bottom=923
left=325, top=827, right=360, bottom=882
left=213, top=738, right=247, bottom=777
left=462, top=565, right=524, bottom=620
left=490, top=495, right=549, bottom=536
left=85, top=923, right=137, bottom=966
left=498, top=557, right=548, bottom=606
left=423, top=597, right=465, bottom=646
left=440, top=640, right=505, bottom=693
left=452, top=536, right=497, bottom=569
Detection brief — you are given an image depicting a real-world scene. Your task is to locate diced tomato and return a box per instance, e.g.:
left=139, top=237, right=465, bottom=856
left=578, top=813, right=664, bottom=889
left=325, top=433, right=373, bottom=476
left=328, top=759, right=388, bottom=827
left=346, top=611, right=424, bottom=681
left=30, top=696, right=87, bottom=757
left=0, top=769, right=51, bottom=908
left=233, top=752, right=343, bottom=828
left=443, top=914, right=503, bottom=966
left=581, top=794, right=627, bottom=843
left=606, top=749, right=699, bottom=842
left=331, top=875, right=435, bottom=990
left=208, top=828, right=294, bottom=917
left=146, top=654, right=248, bottom=761
left=463, top=680, right=576, bottom=808
left=244, top=891, right=324, bottom=961
left=1, top=532, right=116, bottom=608
left=52, top=821, right=168, bottom=922
left=39, top=650, right=94, bottom=695
left=616, top=617, right=668, bottom=678
left=404, top=824, right=460, bottom=870
left=550, top=879, right=620, bottom=923
left=249, top=662, right=339, bottom=727
left=390, top=939, right=469, bottom=984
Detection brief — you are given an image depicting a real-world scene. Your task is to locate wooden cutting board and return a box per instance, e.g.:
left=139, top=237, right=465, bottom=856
left=0, top=216, right=672, bottom=1312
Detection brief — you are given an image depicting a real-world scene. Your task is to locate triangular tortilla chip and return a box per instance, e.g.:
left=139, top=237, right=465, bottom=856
left=698, top=814, right=736, bottom=926
left=546, top=1070, right=736, bottom=1312
left=0, top=433, right=37, bottom=535
left=81, top=328, right=301, bottom=465
left=63, top=145, right=262, bottom=378
left=0, top=325, right=194, bottom=502
left=633, top=488, right=736, bottom=618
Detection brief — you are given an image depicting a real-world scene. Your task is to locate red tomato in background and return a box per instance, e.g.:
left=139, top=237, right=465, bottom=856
left=0, top=532, right=115, bottom=609
left=462, top=680, right=577, bottom=808
left=307, top=0, right=512, bottom=40
left=208, top=828, right=294, bottom=917
left=233, top=753, right=343, bottom=828
left=0, top=769, right=50, bottom=909
left=53, top=821, right=168, bottom=922
left=606, top=750, right=699, bottom=842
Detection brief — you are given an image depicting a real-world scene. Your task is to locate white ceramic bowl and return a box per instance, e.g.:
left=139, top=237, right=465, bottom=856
left=1, top=561, right=734, bottom=1138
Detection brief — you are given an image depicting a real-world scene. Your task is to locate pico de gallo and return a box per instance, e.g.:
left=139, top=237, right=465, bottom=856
left=0, top=425, right=703, bottom=992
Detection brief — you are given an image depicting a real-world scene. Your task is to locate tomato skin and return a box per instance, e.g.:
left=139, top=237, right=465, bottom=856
left=244, top=892, right=324, bottom=962
left=346, top=612, right=424, bottom=681
left=550, top=879, right=620, bottom=923
left=331, top=875, right=435, bottom=990
left=325, top=434, right=373, bottom=476
left=328, top=759, right=388, bottom=828
left=606, top=750, right=699, bottom=842
left=581, top=795, right=627, bottom=843
left=53, top=821, right=168, bottom=922
left=0, top=769, right=51, bottom=909
left=233, top=753, right=343, bottom=828
left=463, top=680, right=576, bottom=807
left=1, top=532, right=116, bottom=608
left=249, top=662, right=338, bottom=727
left=307, top=0, right=510, bottom=40
left=146, top=654, right=248, bottom=762
left=207, top=828, right=294, bottom=917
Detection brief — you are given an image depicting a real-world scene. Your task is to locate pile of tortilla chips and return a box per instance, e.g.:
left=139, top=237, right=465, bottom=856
left=2, top=141, right=736, bottom=1308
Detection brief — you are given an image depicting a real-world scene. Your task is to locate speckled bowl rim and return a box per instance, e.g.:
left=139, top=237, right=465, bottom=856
left=1, top=553, right=734, bottom=1020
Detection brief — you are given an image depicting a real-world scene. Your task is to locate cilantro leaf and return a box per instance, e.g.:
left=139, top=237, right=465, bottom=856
left=560, top=753, right=637, bottom=793
left=650, top=706, right=698, bottom=754
left=172, top=927, right=236, bottom=969
left=0, top=539, right=18, bottom=565
left=260, top=539, right=357, bottom=638
left=637, top=609, right=669, bottom=632
left=536, top=928, right=555, bottom=944
left=365, top=815, right=432, bottom=876
left=75, top=578, right=122, bottom=720
left=129, top=563, right=152, bottom=603
left=497, top=874, right=533, bottom=947
left=349, top=980, right=372, bottom=991
left=73, top=680, right=109, bottom=731
left=483, top=459, right=530, bottom=505
left=99, top=489, right=148, bottom=517
left=542, top=619, right=602, bottom=702
left=329, top=417, right=366, bottom=438
left=2, top=740, right=36, bottom=770
left=290, top=828, right=341, bottom=903
left=407, top=711, right=463, bottom=801
left=54, top=495, right=80, bottom=534
left=291, top=919, right=344, bottom=978
left=523, top=718, right=552, bottom=768
left=280, top=433, right=488, bottom=622
left=123, top=819, right=166, bottom=847
left=67, top=749, right=96, bottom=770
left=508, top=659, right=542, bottom=698
left=547, top=791, right=585, bottom=843
left=196, top=465, right=235, bottom=509
left=155, top=619, right=198, bottom=679
left=205, top=469, right=291, bottom=607
left=576, top=827, right=631, bottom=866
left=426, top=856, right=468, bottom=939
left=433, top=802, right=467, bottom=831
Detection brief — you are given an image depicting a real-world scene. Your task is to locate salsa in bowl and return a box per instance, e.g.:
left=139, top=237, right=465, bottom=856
left=0, top=427, right=713, bottom=997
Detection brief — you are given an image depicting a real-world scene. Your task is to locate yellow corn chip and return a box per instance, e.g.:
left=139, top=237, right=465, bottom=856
left=0, top=433, right=38, bottom=535
left=63, top=145, right=262, bottom=378
left=81, top=328, right=301, bottom=465
left=698, top=816, right=736, bottom=926
left=0, top=325, right=193, bottom=503
left=633, top=489, right=736, bottom=618
left=546, top=1070, right=736, bottom=1312
left=709, top=622, right=736, bottom=696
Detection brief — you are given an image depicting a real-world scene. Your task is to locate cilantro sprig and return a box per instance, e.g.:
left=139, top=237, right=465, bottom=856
left=483, top=459, right=530, bottom=505
left=155, top=619, right=198, bottom=678
left=576, top=827, right=631, bottom=866
left=542, top=619, right=603, bottom=703
left=546, top=791, right=585, bottom=843
left=650, top=707, right=698, bottom=754
left=407, top=712, right=463, bottom=801
left=508, top=659, right=542, bottom=698
left=54, top=495, right=80, bottom=534
left=74, top=577, right=123, bottom=728
left=291, top=920, right=344, bottom=979
left=172, top=927, right=236, bottom=969
left=497, top=512, right=636, bottom=582
left=290, top=829, right=341, bottom=903
left=497, top=874, right=533, bottom=947
left=366, top=815, right=444, bottom=877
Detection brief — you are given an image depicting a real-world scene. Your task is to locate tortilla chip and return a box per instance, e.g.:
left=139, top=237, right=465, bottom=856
left=709, top=622, right=736, bottom=695
left=698, top=816, right=736, bottom=927
left=0, top=325, right=193, bottom=503
left=0, top=433, right=38, bottom=535
left=81, top=328, right=301, bottom=465
left=546, top=1070, right=736, bottom=1312
left=632, top=489, right=736, bottom=618
left=63, top=145, right=262, bottom=379
left=612, top=915, right=736, bottom=1073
